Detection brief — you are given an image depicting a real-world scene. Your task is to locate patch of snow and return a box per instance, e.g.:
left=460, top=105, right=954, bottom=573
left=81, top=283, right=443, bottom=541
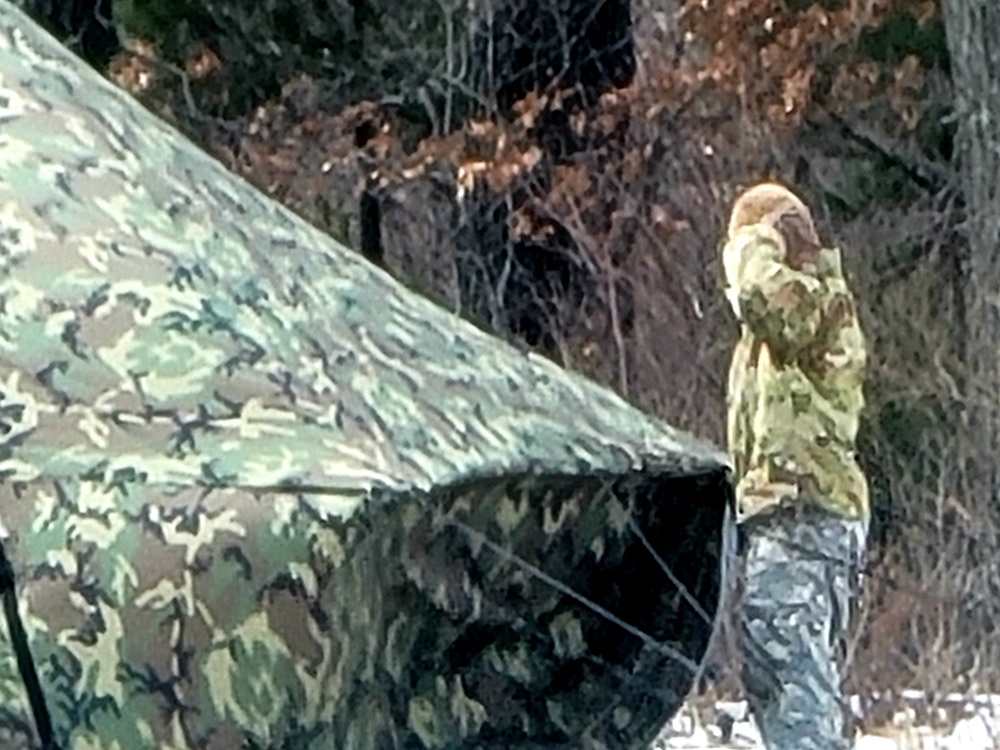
left=661, top=726, right=713, bottom=748
left=668, top=713, right=694, bottom=735
left=943, top=715, right=997, bottom=750
left=654, top=691, right=1000, bottom=750
left=716, top=701, right=748, bottom=720
left=730, top=719, right=761, bottom=746
left=851, top=694, right=866, bottom=717
left=856, top=736, right=901, bottom=750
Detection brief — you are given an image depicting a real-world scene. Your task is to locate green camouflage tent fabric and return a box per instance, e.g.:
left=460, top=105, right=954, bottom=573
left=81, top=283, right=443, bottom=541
left=0, top=4, right=734, bottom=749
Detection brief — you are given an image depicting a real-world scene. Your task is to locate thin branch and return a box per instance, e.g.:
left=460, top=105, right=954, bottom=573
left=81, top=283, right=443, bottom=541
left=811, top=113, right=948, bottom=194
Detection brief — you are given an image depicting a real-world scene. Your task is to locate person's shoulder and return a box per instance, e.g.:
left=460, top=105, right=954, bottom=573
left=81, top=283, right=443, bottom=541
left=816, top=246, right=845, bottom=277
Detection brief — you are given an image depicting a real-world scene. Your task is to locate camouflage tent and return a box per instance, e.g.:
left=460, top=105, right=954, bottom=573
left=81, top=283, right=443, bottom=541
left=0, top=4, right=733, bottom=749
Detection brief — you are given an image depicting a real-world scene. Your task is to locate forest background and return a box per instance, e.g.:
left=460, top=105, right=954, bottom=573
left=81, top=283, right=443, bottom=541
left=17, top=0, right=1000, bottom=702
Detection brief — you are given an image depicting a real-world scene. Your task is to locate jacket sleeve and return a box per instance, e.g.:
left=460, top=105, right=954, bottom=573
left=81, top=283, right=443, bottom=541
left=724, top=224, right=827, bottom=356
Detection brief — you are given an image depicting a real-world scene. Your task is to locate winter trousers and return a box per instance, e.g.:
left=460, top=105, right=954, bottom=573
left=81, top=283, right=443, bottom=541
left=740, top=506, right=867, bottom=750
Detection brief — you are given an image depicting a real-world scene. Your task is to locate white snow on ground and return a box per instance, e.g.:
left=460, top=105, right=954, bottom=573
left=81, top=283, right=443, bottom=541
left=652, top=693, right=1000, bottom=750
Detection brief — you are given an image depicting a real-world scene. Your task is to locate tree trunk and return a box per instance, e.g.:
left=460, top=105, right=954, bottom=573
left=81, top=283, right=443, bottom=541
left=942, top=0, right=1000, bottom=514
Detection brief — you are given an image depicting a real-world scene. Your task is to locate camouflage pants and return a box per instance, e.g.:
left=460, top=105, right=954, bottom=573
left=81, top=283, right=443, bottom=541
left=740, top=507, right=866, bottom=750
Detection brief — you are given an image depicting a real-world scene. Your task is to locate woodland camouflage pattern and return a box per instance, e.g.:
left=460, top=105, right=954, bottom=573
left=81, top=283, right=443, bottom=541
left=0, top=4, right=732, bottom=749
left=723, top=220, right=869, bottom=521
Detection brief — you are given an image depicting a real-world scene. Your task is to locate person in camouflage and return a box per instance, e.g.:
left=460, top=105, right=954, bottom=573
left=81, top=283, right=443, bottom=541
left=722, top=183, right=869, bottom=750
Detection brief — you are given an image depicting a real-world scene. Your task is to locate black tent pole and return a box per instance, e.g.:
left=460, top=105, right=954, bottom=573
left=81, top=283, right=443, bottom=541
left=0, top=541, right=58, bottom=750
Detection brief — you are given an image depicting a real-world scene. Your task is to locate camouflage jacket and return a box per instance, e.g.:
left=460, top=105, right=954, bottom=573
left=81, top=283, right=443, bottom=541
left=724, top=223, right=869, bottom=521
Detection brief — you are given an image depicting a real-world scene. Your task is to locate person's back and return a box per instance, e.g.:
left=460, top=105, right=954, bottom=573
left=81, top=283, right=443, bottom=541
left=725, top=210, right=868, bottom=521
left=722, top=183, right=869, bottom=750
